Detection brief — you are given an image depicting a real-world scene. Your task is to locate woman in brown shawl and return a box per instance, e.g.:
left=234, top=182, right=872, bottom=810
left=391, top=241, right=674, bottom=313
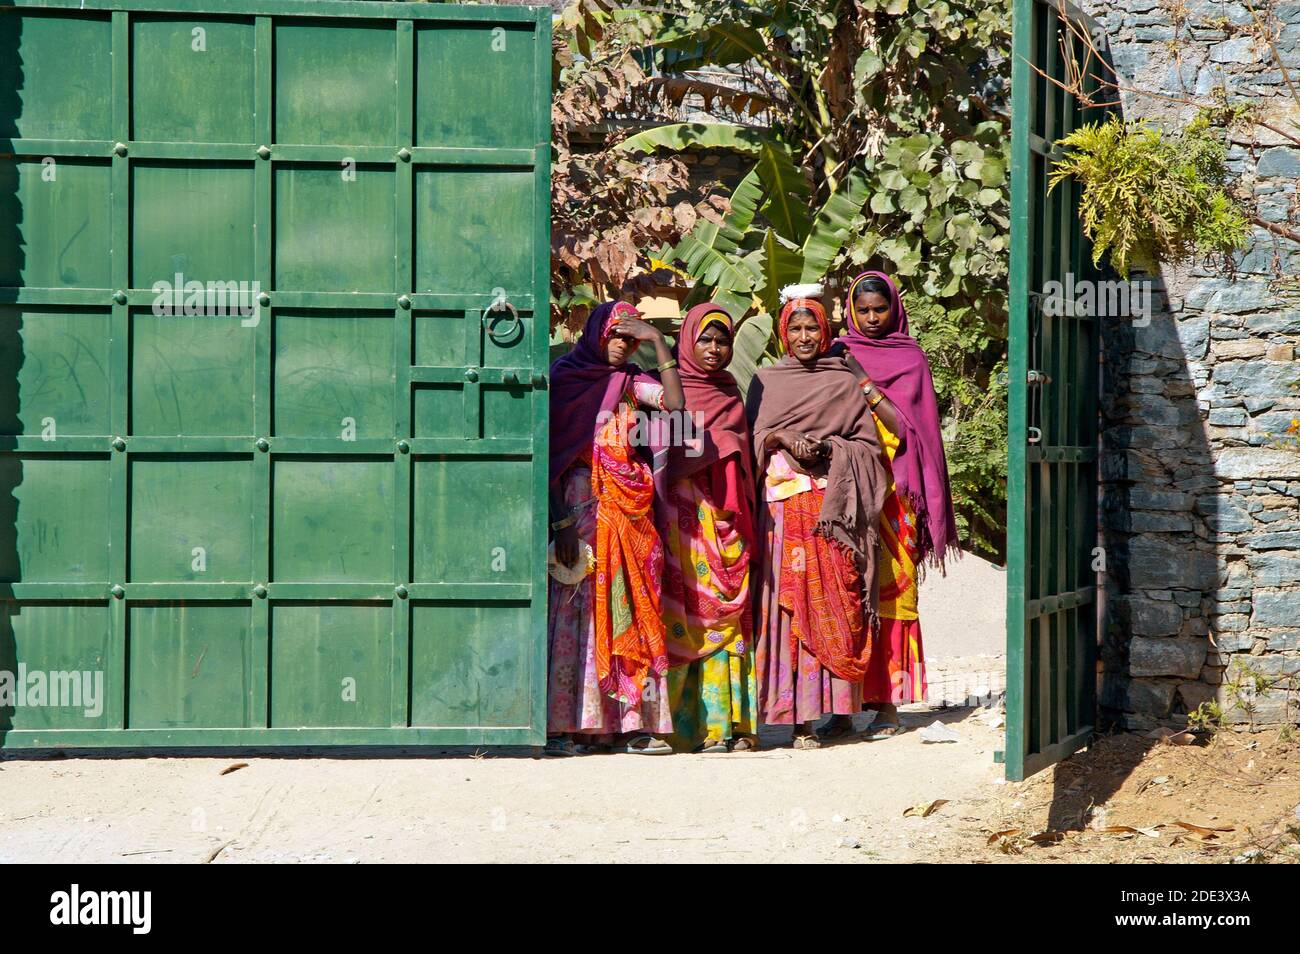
left=747, top=286, right=890, bottom=748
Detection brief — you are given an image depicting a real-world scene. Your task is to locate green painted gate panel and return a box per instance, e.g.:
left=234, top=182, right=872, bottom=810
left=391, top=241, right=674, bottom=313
left=1006, top=0, right=1105, bottom=780
left=0, top=0, right=551, bottom=747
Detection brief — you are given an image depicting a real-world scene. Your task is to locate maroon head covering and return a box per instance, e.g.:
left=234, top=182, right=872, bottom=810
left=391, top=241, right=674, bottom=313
left=671, top=304, right=753, bottom=540
left=837, top=271, right=960, bottom=572
left=548, top=301, right=644, bottom=485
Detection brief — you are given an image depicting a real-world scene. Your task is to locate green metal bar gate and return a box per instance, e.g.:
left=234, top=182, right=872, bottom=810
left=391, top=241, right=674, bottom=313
left=1006, top=0, right=1106, bottom=780
left=0, top=0, right=552, bottom=747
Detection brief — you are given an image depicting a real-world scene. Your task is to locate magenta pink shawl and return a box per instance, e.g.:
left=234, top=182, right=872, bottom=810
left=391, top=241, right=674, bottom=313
left=836, top=271, right=960, bottom=572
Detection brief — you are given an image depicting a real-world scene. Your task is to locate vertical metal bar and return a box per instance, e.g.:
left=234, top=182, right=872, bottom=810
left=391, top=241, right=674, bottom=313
left=1005, top=0, right=1035, bottom=781
left=106, top=9, right=131, bottom=731
left=392, top=18, right=415, bottom=728
left=1032, top=0, right=1047, bottom=141
left=249, top=15, right=273, bottom=727
left=530, top=7, right=553, bottom=746
left=1044, top=4, right=1059, bottom=143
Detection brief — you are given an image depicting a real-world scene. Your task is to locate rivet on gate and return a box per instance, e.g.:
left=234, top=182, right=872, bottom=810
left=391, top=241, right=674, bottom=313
left=395, top=585, right=409, bottom=599
left=112, top=437, right=126, bottom=451
left=113, top=290, right=128, bottom=305
left=113, top=142, right=128, bottom=157
left=464, top=368, right=479, bottom=383
left=256, top=438, right=270, bottom=452
left=254, top=585, right=268, bottom=599
left=397, top=295, right=411, bottom=310
left=397, top=440, right=410, bottom=454
left=258, top=291, right=271, bottom=307
left=398, top=147, right=412, bottom=162
left=257, top=145, right=271, bottom=159
left=110, top=585, right=125, bottom=599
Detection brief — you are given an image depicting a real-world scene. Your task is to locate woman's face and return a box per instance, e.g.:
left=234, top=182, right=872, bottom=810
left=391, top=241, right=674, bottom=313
left=694, top=321, right=733, bottom=372
left=603, top=331, right=635, bottom=365
left=785, top=311, right=824, bottom=361
left=853, top=290, right=893, bottom=339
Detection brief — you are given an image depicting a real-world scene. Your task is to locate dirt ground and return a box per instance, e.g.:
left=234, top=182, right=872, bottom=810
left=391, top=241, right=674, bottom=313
left=3, top=711, right=1297, bottom=863
left=3, top=554, right=1295, bottom=864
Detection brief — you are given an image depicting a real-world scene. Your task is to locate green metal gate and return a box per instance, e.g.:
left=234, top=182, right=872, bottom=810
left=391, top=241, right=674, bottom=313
left=0, top=0, right=551, bottom=747
left=1005, top=0, right=1104, bottom=779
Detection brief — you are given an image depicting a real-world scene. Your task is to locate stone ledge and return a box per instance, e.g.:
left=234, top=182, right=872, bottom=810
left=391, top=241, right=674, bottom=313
left=1217, top=448, right=1300, bottom=481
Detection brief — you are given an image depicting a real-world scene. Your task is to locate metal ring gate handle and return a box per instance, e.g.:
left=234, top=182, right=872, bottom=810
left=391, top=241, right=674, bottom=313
left=482, top=301, right=522, bottom=345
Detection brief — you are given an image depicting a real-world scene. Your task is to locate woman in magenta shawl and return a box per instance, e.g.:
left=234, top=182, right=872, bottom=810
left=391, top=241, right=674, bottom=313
left=546, top=301, right=685, bottom=757
left=661, top=304, right=759, bottom=754
left=822, top=271, right=960, bottom=740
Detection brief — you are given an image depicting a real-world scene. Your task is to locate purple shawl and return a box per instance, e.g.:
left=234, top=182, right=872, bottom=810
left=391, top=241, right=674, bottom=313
left=549, top=301, right=665, bottom=488
left=550, top=302, right=634, bottom=484
left=836, top=271, right=960, bottom=572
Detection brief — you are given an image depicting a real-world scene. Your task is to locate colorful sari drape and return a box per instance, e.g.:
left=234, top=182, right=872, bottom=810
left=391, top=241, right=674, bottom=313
left=661, top=475, right=750, bottom=662
left=662, top=473, right=757, bottom=746
left=661, top=304, right=757, bottom=746
left=862, top=418, right=928, bottom=703
left=592, top=402, right=669, bottom=707
left=777, top=485, right=870, bottom=682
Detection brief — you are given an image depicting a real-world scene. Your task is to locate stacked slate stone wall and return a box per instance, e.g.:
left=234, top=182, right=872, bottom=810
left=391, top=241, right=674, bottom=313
left=1081, top=0, right=1300, bottom=729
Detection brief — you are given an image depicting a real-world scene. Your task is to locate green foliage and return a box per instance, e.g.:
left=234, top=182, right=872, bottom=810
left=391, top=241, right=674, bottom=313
left=843, top=125, right=1009, bottom=301
left=620, top=123, right=870, bottom=326
left=1049, top=112, right=1252, bottom=277
left=728, top=310, right=777, bottom=395
left=906, top=293, right=1007, bottom=559
left=1186, top=700, right=1222, bottom=735
left=556, top=0, right=1013, bottom=559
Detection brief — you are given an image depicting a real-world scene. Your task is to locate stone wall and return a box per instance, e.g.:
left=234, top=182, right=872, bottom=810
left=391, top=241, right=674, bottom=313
left=1081, top=0, right=1300, bottom=729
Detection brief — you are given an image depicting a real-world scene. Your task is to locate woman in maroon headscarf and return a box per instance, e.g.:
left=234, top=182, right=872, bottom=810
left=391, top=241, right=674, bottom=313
left=821, top=271, right=960, bottom=740
left=546, top=301, right=685, bottom=757
left=660, top=304, right=759, bottom=754
left=747, top=288, right=889, bottom=749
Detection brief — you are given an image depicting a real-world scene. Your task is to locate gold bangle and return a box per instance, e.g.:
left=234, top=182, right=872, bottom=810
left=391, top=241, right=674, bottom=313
left=657, top=358, right=678, bottom=372
left=869, top=390, right=885, bottom=408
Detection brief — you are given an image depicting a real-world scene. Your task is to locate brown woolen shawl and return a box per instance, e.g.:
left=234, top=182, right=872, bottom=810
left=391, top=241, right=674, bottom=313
left=746, top=355, right=890, bottom=584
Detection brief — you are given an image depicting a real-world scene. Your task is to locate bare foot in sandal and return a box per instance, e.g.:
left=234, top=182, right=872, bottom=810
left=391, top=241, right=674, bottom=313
left=820, top=714, right=856, bottom=740
left=865, top=704, right=902, bottom=739
left=624, top=733, right=673, bottom=755
left=792, top=722, right=820, bottom=749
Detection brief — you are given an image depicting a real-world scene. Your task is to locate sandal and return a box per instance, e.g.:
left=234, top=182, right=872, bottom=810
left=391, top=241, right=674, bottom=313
left=698, top=739, right=729, bottom=755
left=819, top=714, right=857, bottom=740
left=624, top=734, right=673, bottom=755
left=792, top=734, right=821, bottom=750
left=730, top=735, right=760, bottom=753
left=864, top=722, right=901, bottom=740
left=544, top=736, right=578, bottom=757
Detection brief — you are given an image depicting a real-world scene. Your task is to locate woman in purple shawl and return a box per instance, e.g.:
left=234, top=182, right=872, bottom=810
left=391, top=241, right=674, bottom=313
left=545, top=301, right=684, bottom=757
left=822, top=271, right=960, bottom=740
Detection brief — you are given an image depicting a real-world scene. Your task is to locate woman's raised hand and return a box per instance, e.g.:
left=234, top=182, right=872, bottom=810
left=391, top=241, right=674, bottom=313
left=610, top=315, right=662, bottom=343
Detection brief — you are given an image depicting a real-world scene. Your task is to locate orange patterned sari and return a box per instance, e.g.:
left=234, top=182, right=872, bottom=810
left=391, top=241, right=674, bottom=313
left=777, top=483, right=873, bottom=682
left=591, top=402, right=668, bottom=706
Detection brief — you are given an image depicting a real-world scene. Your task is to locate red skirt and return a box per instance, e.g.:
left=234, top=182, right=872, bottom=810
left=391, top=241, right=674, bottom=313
left=861, top=616, right=927, bottom=705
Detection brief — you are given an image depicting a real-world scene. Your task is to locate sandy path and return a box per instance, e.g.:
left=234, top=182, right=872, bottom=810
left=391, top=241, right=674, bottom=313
left=0, top=709, right=1006, bottom=864
left=0, top=555, right=1010, bottom=864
